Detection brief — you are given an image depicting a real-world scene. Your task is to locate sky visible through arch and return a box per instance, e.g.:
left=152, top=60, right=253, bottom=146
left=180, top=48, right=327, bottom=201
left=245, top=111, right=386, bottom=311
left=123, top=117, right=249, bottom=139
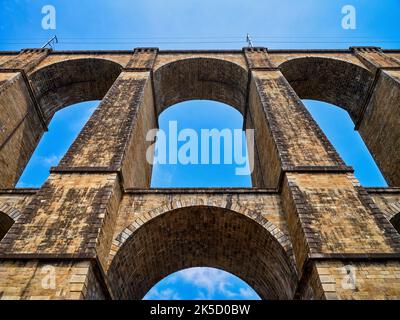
left=2, top=0, right=398, bottom=300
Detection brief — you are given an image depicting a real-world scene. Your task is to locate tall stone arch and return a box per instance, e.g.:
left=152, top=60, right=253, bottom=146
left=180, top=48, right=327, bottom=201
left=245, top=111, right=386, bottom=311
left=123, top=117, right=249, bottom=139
left=0, top=53, right=123, bottom=188
left=279, top=53, right=400, bottom=186
left=107, top=205, right=298, bottom=300
left=151, top=56, right=268, bottom=187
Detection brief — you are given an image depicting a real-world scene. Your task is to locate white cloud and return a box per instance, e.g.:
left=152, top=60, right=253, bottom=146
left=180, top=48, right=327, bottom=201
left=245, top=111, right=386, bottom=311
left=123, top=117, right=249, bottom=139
left=179, top=267, right=226, bottom=299
left=177, top=267, right=259, bottom=300
left=144, top=267, right=261, bottom=300
left=143, top=288, right=181, bottom=300
left=218, top=282, right=237, bottom=298
left=239, top=287, right=259, bottom=299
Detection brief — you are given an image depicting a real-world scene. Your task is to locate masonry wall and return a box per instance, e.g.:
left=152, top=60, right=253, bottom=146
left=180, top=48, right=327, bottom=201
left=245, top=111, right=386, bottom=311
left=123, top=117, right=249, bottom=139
left=0, top=260, right=107, bottom=300
left=0, top=72, right=44, bottom=188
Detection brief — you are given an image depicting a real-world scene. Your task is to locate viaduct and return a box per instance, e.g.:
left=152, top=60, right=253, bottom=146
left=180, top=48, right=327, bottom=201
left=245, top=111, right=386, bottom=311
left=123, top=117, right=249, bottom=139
left=0, top=47, right=400, bottom=299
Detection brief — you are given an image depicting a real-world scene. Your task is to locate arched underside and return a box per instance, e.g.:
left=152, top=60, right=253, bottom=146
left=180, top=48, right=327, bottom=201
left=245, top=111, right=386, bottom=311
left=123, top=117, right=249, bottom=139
left=153, top=58, right=249, bottom=115
left=107, top=206, right=298, bottom=300
left=0, top=211, right=14, bottom=240
left=28, top=58, right=122, bottom=123
left=280, top=57, right=374, bottom=121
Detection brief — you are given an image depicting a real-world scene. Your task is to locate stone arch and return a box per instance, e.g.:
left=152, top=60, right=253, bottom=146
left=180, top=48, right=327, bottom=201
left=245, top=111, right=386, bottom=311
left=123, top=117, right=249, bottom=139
left=150, top=57, right=261, bottom=186
left=152, top=57, right=249, bottom=116
left=381, top=201, right=400, bottom=234
left=28, top=58, right=122, bottom=123
left=0, top=204, right=22, bottom=240
left=279, top=56, right=374, bottom=122
left=107, top=205, right=298, bottom=300
left=110, top=202, right=294, bottom=263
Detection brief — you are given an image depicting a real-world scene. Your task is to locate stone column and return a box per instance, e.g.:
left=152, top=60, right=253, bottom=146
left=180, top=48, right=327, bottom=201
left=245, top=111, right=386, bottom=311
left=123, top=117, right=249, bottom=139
left=55, top=48, right=158, bottom=189
left=0, top=49, right=158, bottom=299
left=351, top=46, right=400, bottom=187
left=245, top=47, right=400, bottom=299
left=0, top=49, right=50, bottom=188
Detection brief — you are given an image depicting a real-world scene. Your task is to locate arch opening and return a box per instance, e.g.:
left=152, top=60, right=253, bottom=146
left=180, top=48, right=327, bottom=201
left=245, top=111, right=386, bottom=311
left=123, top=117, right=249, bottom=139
left=14, top=57, right=122, bottom=188
left=150, top=100, right=253, bottom=188
left=107, top=206, right=298, bottom=300
left=303, top=100, right=387, bottom=187
left=16, top=100, right=99, bottom=187
left=280, top=56, right=387, bottom=186
left=0, top=211, right=14, bottom=240
left=144, top=267, right=261, bottom=300
left=149, top=58, right=262, bottom=187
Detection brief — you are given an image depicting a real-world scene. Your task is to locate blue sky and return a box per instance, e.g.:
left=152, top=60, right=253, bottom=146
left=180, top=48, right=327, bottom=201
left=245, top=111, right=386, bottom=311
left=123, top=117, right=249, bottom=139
left=2, top=0, right=399, bottom=299
left=1, top=0, right=400, bottom=50
left=143, top=267, right=259, bottom=300
left=151, top=101, right=252, bottom=188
